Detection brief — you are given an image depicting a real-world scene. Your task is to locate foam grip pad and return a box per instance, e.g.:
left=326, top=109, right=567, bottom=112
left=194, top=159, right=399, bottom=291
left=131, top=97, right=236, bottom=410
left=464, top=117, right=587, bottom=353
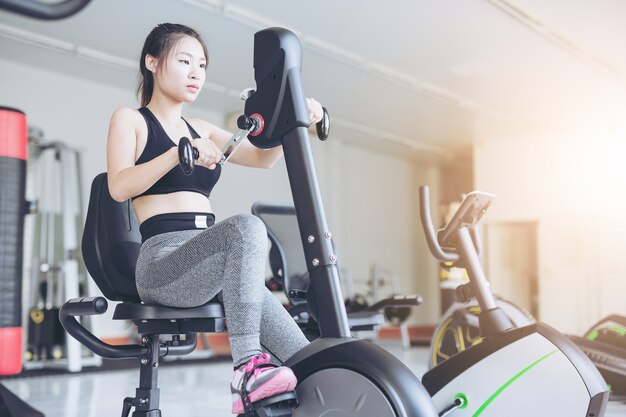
left=0, top=107, right=28, bottom=375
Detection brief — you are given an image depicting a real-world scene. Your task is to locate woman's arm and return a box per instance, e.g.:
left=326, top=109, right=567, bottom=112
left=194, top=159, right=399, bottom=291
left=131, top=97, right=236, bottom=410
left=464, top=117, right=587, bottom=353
left=207, top=122, right=284, bottom=169
left=189, top=97, right=323, bottom=169
left=106, top=107, right=179, bottom=202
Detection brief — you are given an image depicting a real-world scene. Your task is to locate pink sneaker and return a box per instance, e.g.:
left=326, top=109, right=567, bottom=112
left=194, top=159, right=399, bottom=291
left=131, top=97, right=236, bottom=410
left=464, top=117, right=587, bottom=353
left=230, top=353, right=297, bottom=415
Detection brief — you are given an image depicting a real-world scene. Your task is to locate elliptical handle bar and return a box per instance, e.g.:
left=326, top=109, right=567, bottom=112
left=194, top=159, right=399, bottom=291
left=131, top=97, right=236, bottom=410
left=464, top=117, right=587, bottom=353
left=419, top=186, right=459, bottom=263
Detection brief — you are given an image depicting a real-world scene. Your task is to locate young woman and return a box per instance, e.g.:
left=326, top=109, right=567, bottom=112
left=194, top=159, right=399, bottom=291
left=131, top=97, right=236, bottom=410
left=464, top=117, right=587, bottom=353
left=106, top=23, right=322, bottom=414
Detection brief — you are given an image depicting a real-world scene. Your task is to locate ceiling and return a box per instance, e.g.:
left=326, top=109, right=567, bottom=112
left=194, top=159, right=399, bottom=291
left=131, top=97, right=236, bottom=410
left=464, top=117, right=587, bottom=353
left=1, top=0, right=626, bottom=157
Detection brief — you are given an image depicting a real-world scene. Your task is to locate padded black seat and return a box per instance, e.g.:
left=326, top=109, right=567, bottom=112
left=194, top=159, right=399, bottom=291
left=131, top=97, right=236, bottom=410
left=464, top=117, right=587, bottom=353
left=113, top=302, right=225, bottom=335
left=81, top=172, right=224, bottom=325
left=113, top=302, right=225, bottom=321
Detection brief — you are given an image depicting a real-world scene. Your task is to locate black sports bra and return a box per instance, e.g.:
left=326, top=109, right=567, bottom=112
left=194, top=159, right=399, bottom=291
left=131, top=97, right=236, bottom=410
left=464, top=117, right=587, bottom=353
left=132, top=107, right=221, bottom=200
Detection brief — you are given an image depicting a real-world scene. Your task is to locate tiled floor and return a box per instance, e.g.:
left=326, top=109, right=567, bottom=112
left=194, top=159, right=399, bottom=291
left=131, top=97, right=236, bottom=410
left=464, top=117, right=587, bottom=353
left=2, top=343, right=626, bottom=416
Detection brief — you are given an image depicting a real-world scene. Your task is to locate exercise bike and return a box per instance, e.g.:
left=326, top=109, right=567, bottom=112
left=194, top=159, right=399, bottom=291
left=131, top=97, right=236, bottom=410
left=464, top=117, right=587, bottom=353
left=233, top=28, right=437, bottom=417
left=61, top=27, right=438, bottom=417
left=419, top=187, right=608, bottom=416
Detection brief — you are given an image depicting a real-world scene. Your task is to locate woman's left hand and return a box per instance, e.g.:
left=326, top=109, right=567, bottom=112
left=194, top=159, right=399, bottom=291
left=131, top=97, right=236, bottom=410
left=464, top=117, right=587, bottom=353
left=307, top=97, right=323, bottom=124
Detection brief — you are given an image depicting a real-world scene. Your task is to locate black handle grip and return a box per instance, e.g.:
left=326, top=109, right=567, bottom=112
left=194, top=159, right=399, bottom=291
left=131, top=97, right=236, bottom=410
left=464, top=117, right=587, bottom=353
left=237, top=115, right=254, bottom=130
left=61, top=296, right=108, bottom=315
left=178, top=136, right=198, bottom=176
left=316, top=107, right=330, bottom=141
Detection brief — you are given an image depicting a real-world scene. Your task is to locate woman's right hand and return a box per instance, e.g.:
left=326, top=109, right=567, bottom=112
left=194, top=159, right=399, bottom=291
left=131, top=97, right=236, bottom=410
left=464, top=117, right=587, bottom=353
left=190, top=137, right=223, bottom=170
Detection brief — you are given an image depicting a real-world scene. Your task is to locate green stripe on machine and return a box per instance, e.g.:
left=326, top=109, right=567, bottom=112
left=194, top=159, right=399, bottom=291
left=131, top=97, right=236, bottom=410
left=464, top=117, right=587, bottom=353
left=473, top=350, right=557, bottom=417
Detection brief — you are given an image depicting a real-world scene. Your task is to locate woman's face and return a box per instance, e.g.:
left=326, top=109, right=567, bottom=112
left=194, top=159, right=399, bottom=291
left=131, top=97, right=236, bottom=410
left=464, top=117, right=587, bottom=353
left=151, top=36, right=207, bottom=103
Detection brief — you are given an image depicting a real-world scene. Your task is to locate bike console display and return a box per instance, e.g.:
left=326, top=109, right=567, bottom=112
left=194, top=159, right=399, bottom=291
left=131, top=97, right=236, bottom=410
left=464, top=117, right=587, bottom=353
left=437, top=191, right=495, bottom=251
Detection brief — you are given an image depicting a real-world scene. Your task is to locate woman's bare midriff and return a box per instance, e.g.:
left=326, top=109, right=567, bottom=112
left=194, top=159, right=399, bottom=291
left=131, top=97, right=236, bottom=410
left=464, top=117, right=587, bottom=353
left=132, top=191, right=213, bottom=224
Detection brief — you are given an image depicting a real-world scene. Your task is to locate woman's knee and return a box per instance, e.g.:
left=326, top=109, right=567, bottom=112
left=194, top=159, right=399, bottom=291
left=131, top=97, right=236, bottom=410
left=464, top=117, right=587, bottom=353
left=225, top=214, right=267, bottom=248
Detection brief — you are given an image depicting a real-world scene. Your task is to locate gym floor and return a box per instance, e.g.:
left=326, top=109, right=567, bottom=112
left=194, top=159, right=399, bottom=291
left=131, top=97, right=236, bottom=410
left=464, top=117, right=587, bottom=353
left=2, top=342, right=626, bottom=417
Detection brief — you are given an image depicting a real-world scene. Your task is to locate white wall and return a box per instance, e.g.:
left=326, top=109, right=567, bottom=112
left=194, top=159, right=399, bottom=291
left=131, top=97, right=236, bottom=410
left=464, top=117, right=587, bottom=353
left=474, top=120, right=626, bottom=333
left=2, top=57, right=441, bottom=342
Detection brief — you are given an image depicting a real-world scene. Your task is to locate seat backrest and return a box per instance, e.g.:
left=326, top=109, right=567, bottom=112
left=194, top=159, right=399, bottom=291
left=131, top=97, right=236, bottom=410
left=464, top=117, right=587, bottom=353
left=82, top=173, right=141, bottom=302
left=252, top=203, right=309, bottom=302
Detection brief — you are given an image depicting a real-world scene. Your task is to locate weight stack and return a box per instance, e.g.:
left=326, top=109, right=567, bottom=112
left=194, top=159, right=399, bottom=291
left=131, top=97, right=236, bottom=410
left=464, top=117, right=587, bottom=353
left=0, top=106, right=27, bottom=376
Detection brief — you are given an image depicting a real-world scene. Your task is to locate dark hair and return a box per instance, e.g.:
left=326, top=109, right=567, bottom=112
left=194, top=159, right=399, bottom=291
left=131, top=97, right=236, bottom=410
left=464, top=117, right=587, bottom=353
left=137, top=23, right=209, bottom=107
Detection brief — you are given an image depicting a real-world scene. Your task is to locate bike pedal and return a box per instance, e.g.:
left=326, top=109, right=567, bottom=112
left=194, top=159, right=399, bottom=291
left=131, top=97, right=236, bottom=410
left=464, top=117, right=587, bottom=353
left=239, top=391, right=298, bottom=417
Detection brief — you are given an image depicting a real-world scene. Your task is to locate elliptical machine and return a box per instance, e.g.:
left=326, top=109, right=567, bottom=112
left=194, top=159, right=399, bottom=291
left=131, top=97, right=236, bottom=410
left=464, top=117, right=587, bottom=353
left=428, top=198, right=626, bottom=401
left=419, top=186, right=608, bottom=416
left=428, top=203, right=534, bottom=368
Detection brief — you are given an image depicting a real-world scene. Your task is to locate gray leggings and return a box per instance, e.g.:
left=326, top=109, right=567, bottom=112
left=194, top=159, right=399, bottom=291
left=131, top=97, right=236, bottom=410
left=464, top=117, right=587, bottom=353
left=135, top=213, right=309, bottom=367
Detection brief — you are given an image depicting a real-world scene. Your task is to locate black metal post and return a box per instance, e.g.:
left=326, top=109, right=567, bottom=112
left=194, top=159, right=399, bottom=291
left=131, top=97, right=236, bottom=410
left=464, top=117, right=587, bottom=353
left=132, top=334, right=161, bottom=417
left=282, top=127, right=350, bottom=338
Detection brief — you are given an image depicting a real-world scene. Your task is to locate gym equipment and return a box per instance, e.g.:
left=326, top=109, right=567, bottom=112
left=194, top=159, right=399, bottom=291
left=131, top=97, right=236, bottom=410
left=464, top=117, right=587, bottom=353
left=430, top=290, right=626, bottom=402
left=0, top=106, right=44, bottom=417
left=431, top=294, right=626, bottom=403
left=61, top=27, right=438, bottom=417
left=419, top=186, right=609, bottom=416
left=60, top=173, right=240, bottom=417
left=243, top=27, right=436, bottom=417
left=427, top=206, right=535, bottom=367
left=570, top=315, right=626, bottom=398
left=438, top=260, right=467, bottom=315
left=368, top=265, right=415, bottom=347
left=427, top=196, right=626, bottom=398
left=178, top=104, right=327, bottom=174
left=251, top=202, right=422, bottom=341
left=178, top=112, right=262, bottom=175
left=0, top=0, right=91, bottom=20
left=27, top=280, right=66, bottom=362
left=429, top=297, right=534, bottom=368
left=0, top=106, right=27, bottom=376
left=24, top=136, right=90, bottom=371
